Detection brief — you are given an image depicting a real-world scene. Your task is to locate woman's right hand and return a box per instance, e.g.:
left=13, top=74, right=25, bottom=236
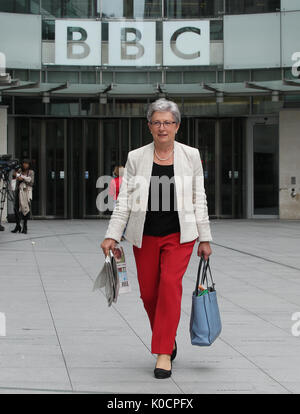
left=101, top=238, right=117, bottom=257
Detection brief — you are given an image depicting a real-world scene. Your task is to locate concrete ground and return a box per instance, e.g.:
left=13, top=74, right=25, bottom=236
left=0, top=219, right=300, bottom=394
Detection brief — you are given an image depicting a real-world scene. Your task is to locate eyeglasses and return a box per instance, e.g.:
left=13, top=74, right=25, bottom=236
left=150, top=121, right=177, bottom=128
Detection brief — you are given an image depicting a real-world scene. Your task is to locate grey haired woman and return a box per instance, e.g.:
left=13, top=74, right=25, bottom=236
left=101, top=98, right=212, bottom=379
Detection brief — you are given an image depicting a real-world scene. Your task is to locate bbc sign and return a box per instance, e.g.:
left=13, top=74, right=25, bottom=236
left=55, top=20, right=210, bottom=67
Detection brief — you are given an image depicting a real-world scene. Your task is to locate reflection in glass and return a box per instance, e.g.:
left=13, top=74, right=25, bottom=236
left=114, top=99, right=148, bottom=117
left=226, top=0, right=280, bottom=14
left=183, top=98, right=218, bottom=117
left=218, top=97, right=250, bottom=116
left=210, top=20, right=223, bottom=41
left=165, top=0, right=223, bottom=18
left=102, top=0, right=162, bottom=18
left=42, top=20, right=55, bottom=41
left=0, top=0, right=40, bottom=13
left=134, top=0, right=162, bottom=18
left=42, top=0, right=97, bottom=18
left=102, top=0, right=124, bottom=18
left=49, top=99, right=80, bottom=116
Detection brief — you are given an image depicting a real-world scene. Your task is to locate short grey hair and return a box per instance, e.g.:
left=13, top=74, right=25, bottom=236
left=147, top=98, right=181, bottom=124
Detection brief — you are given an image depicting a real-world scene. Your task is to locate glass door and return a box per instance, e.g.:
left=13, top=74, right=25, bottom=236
left=45, top=120, right=66, bottom=217
left=196, top=120, right=216, bottom=216
left=67, top=119, right=84, bottom=218
left=220, top=118, right=245, bottom=218
left=84, top=119, right=100, bottom=216
left=195, top=118, right=245, bottom=219
left=253, top=124, right=279, bottom=216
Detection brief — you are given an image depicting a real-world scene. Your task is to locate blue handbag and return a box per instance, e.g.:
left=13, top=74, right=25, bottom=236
left=189, top=257, right=222, bottom=346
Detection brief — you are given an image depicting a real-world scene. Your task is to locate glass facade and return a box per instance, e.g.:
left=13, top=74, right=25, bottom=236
left=7, top=94, right=286, bottom=118
left=253, top=124, right=279, bottom=215
left=0, top=0, right=281, bottom=17
left=0, top=0, right=40, bottom=13
left=2, top=0, right=291, bottom=220
left=226, top=0, right=280, bottom=15
left=102, top=0, right=162, bottom=18
left=13, top=116, right=247, bottom=219
left=165, top=0, right=224, bottom=18
left=41, top=0, right=97, bottom=18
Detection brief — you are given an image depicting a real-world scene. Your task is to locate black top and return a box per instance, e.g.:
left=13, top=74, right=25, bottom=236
left=143, top=162, right=180, bottom=237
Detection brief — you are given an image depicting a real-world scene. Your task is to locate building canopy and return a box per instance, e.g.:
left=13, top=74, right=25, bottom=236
left=1, top=80, right=300, bottom=99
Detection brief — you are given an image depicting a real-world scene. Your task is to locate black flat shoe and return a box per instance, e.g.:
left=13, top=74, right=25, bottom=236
left=171, top=340, right=177, bottom=361
left=154, top=360, right=172, bottom=379
left=11, top=225, right=21, bottom=233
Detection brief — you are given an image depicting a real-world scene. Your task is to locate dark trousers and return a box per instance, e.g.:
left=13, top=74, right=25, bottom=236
left=14, top=192, right=30, bottom=228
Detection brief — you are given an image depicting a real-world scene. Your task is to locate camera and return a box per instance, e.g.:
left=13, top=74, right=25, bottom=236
left=0, top=155, right=20, bottom=175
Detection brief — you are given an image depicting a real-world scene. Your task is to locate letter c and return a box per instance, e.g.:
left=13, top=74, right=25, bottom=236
left=170, top=27, right=201, bottom=60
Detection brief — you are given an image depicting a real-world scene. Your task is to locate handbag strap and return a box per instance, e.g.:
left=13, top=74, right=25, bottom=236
left=201, top=259, right=215, bottom=291
left=194, top=256, right=204, bottom=295
left=194, top=256, right=215, bottom=295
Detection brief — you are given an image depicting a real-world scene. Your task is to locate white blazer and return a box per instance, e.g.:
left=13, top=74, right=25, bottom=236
left=104, top=140, right=212, bottom=248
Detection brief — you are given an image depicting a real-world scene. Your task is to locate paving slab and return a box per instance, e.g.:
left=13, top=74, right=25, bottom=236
left=0, top=219, right=300, bottom=394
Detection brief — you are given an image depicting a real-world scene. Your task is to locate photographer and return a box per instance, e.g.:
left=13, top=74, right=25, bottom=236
left=11, top=159, right=34, bottom=234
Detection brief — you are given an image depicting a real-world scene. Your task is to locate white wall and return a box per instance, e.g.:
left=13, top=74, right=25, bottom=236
left=0, top=12, right=41, bottom=69
left=281, top=0, right=300, bottom=11
left=224, top=13, right=280, bottom=69
left=279, top=109, right=300, bottom=219
left=0, top=105, right=8, bottom=223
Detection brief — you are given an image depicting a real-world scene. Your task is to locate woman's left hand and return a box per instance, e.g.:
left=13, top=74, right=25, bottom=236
left=197, top=241, right=212, bottom=260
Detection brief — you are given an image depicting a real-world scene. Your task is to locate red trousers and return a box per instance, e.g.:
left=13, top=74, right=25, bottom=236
left=133, top=232, right=196, bottom=355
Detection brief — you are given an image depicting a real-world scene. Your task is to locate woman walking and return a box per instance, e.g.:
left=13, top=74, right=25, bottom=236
left=101, top=99, right=212, bottom=379
left=11, top=159, right=34, bottom=234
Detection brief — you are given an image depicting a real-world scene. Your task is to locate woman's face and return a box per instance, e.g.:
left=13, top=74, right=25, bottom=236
left=148, top=111, right=180, bottom=146
left=22, top=162, right=30, bottom=170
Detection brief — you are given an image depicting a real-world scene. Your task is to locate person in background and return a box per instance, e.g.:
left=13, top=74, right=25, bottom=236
left=109, top=166, right=126, bottom=240
left=11, top=159, right=34, bottom=234
left=109, top=166, right=124, bottom=210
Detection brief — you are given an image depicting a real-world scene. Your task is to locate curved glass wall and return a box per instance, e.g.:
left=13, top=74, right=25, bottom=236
left=0, top=0, right=281, bottom=17
left=102, top=0, right=162, bottom=18
left=0, top=0, right=40, bottom=13
left=165, top=0, right=224, bottom=18
left=41, top=0, right=97, bottom=18
left=226, top=0, right=280, bottom=14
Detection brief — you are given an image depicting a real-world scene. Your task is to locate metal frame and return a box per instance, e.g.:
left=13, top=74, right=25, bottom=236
left=246, top=115, right=280, bottom=219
